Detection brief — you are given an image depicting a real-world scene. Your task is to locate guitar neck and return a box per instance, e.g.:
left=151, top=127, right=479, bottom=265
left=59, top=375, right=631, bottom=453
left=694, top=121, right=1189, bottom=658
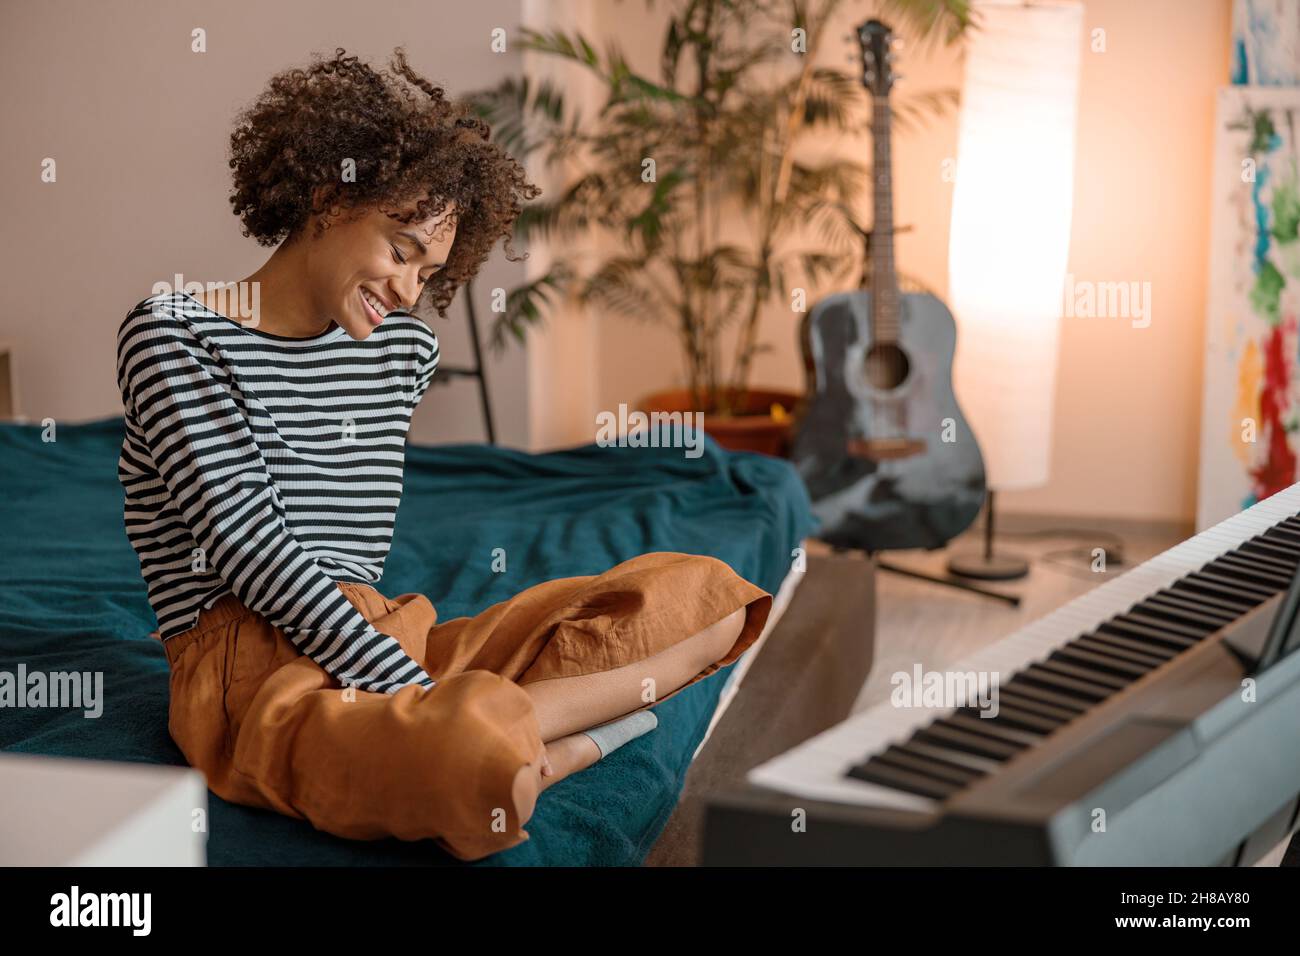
left=871, top=96, right=900, bottom=343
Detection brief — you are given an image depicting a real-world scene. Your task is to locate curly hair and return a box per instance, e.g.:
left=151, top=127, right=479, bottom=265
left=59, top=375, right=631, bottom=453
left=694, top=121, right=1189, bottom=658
left=227, top=47, right=541, bottom=317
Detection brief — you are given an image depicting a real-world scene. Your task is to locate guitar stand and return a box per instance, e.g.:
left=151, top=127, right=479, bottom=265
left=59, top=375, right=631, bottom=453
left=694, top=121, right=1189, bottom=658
left=872, top=554, right=1022, bottom=607
left=831, top=546, right=1022, bottom=607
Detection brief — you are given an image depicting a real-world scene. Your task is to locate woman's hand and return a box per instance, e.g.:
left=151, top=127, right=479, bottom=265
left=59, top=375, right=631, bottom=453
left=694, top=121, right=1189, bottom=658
left=515, top=733, right=602, bottom=820
left=539, top=734, right=601, bottom=791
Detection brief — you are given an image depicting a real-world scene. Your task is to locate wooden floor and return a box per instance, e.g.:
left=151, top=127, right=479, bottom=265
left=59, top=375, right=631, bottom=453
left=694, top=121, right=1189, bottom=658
left=820, top=514, right=1190, bottom=715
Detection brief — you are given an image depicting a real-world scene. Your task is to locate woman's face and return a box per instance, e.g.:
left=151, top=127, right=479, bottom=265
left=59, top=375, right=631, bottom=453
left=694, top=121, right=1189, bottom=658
left=304, top=194, right=458, bottom=340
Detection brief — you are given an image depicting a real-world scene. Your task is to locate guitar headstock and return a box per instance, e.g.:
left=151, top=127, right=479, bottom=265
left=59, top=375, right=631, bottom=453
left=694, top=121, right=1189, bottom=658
left=857, top=19, right=896, bottom=99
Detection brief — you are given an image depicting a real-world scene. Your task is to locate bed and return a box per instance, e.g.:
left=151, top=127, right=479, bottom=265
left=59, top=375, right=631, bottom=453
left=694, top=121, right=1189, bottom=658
left=0, top=417, right=815, bottom=866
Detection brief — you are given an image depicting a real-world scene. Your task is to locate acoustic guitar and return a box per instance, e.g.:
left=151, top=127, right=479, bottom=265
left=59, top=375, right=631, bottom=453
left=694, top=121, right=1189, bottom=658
left=792, top=19, right=986, bottom=552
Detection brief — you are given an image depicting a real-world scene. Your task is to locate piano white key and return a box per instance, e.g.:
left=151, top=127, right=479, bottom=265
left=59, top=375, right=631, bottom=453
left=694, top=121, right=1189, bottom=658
left=748, top=486, right=1300, bottom=808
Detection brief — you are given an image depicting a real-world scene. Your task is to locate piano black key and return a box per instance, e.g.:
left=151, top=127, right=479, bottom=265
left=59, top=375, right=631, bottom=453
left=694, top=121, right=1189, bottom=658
left=845, top=757, right=962, bottom=800
left=1242, top=522, right=1294, bottom=546
left=875, top=746, right=983, bottom=787
left=1264, top=525, right=1300, bottom=545
left=943, top=713, right=1044, bottom=747
left=1098, top=617, right=1198, bottom=651
left=1129, top=604, right=1226, bottom=634
left=1237, top=546, right=1300, bottom=574
left=1227, top=546, right=1296, bottom=577
left=1076, top=633, right=1176, bottom=667
left=1258, top=520, right=1300, bottom=541
left=1206, top=555, right=1291, bottom=591
left=1222, top=541, right=1294, bottom=572
left=1138, top=592, right=1236, bottom=628
left=1201, top=546, right=1284, bottom=574
left=1181, top=570, right=1275, bottom=603
left=1017, top=665, right=1113, bottom=702
left=996, top=688, right=1083, bottom=723
left=1166, top=581, right=1257, bottom=617
left=1036, top=657, right=1132, bottom=692
left=915, top=723, right=1022, bottom=761
left=1119, top=610, right=1214, bottom=640
left=898, top=739, right=1002, bottom=776
left=999, top=679, right=1090, bottom=715
left=959, top=702, right=1063, bottom=735
left=1244, top=538, right=1300, bottom=564
left=1053, top=644, right=1153, bottom=679
left=1258, top=530, right=1300, bottom=556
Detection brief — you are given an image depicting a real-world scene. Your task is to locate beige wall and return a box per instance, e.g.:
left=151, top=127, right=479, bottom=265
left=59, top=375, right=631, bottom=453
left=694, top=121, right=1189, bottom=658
left=578, top=0, right=1232, bottom=523
left=522, top=0, right=602, bottom=450
left=1009, top=0, right=1231, bottom=522
left=0, top=0, right=532, bottom=446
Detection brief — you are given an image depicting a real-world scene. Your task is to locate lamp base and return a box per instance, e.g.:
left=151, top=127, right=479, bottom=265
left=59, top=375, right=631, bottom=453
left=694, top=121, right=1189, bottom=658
left=947, top=551, right=1029, bottom=581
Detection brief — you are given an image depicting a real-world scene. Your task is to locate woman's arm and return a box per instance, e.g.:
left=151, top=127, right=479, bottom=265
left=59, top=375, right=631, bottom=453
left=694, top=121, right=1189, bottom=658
left=408, top=318, right=440, bottom=410
left=117, top=304, right=437, bottom=695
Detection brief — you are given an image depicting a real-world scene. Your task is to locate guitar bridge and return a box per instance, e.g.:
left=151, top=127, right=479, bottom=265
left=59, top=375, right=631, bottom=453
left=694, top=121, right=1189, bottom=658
left=847, top=436, right=927, bottom=461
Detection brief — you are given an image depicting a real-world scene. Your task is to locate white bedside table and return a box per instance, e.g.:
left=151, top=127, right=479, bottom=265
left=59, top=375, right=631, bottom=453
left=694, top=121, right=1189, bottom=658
left=0, top=753, right=208, bottom=865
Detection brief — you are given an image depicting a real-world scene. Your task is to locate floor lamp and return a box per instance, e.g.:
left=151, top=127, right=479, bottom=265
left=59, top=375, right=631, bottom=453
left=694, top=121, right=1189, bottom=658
left=946, top=0, right=1084, bottom=581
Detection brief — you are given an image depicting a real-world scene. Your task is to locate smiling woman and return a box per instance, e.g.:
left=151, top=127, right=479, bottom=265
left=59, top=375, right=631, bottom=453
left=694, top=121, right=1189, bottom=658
left=116, top=45, right=774, bottom=861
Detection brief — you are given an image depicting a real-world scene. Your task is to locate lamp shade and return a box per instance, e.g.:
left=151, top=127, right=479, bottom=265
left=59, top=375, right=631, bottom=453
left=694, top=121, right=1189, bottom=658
left=949, top=0, right=1083, bottom=491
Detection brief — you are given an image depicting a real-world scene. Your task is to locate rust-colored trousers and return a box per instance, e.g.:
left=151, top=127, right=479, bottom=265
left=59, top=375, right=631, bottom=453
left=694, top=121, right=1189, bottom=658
left=158, top=552, right=772, bottom=861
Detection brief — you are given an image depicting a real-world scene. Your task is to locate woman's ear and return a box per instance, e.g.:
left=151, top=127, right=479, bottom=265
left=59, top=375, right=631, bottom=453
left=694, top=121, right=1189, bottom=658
left=309, top=184, right=344, bottom=219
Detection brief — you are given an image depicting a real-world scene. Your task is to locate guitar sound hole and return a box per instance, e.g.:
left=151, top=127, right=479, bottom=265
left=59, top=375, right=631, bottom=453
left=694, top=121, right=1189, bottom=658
left=863, top=343, right=910, bottom=390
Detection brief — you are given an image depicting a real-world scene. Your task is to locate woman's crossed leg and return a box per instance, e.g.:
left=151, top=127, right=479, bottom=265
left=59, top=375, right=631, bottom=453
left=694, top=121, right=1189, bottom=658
left=510, top=607, right=747, bottom=822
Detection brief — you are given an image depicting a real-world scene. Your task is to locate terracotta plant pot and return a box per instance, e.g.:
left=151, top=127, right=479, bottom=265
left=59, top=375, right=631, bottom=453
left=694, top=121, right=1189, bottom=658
left=639, top=387, right=801, bottom=457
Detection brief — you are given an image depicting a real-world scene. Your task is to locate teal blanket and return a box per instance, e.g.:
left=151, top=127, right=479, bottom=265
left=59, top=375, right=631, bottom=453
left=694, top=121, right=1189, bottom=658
left=0, top=418, right=814, bottom=865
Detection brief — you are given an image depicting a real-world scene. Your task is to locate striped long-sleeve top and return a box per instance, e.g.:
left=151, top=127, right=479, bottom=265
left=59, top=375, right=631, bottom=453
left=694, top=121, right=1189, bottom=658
left=116, top=290, right=441, bottom=694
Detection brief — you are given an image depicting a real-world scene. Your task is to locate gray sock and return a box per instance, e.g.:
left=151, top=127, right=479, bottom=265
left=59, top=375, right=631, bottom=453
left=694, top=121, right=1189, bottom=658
left=580, top=710, right=659, bottom=759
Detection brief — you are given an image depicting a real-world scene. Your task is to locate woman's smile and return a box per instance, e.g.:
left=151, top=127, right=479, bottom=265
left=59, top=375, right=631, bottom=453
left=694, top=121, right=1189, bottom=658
left=359, top=287, right=389, bottom=326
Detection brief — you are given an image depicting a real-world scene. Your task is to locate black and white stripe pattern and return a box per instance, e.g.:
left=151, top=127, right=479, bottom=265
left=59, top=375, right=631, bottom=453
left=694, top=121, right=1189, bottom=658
left=116, top=291, right=441, bottom=695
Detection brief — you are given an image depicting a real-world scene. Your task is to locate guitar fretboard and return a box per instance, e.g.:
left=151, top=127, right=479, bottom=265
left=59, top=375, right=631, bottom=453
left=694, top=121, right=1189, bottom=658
left=870, top=97, right=900, bottom=344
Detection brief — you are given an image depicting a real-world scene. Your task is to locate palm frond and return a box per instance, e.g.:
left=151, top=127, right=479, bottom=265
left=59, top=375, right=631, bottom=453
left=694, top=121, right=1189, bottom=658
left=802, top=198, right=869, bottom=253
left=775, top=157, right=870, bottom=224
left=519, top=27, right=604, bottom=70
left=580, top=256, right=672, bottom=322
left=890, top=86, right=961, bottom=133
left=626, top=168, right=687, bottom=255
left=489, top=267, right=574, bottom=351
left=605, top=43, right=692, bottom=106
left=876, top=0, right=979, bottom=50
left=463, top=75, right=574, bottom=158
left=801, top=68, right=868, bottom=130
left=513, top=171, right=622, bottom=242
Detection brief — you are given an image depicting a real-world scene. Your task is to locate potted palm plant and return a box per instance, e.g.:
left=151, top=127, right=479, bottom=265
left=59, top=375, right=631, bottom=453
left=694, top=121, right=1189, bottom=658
left=468, top=0, right=975, bottom=455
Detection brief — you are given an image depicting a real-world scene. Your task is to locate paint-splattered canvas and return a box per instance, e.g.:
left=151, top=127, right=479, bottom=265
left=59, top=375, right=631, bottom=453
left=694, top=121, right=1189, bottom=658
left=1233, top=0, right=1300, bottom=86
left=1199, top=87, right=1300, bottom=529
